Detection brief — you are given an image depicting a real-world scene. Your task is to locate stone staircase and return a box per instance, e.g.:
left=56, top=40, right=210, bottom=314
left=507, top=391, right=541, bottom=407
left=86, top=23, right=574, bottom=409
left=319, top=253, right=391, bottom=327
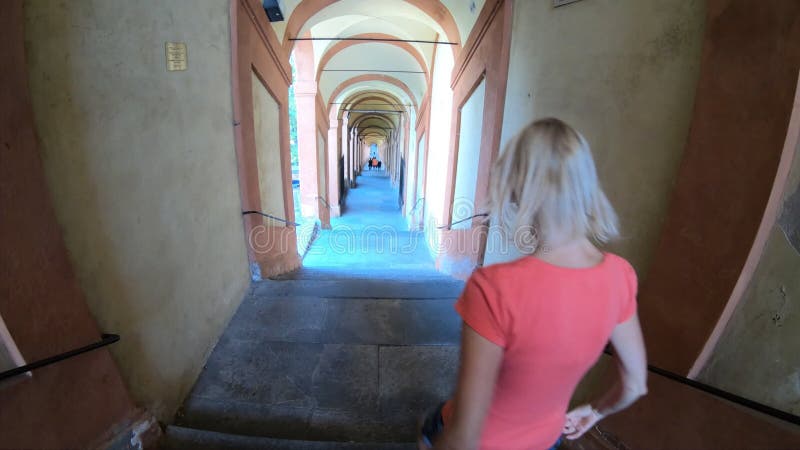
left=161, top=164, right=623, bottom=449
left=163, top=272, right=465, bottom=449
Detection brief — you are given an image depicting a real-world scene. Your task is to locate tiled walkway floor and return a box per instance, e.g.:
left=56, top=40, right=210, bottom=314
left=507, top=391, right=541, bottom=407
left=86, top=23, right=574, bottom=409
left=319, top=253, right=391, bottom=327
left=302, top=170, right=436, bottom=276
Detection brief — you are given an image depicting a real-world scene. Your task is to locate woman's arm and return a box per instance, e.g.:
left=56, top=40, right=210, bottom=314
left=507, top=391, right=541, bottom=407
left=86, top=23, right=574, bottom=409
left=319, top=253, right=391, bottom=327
left=563, top=313, right=648, bottom=440
left=434, top=323, right=504, bottom=450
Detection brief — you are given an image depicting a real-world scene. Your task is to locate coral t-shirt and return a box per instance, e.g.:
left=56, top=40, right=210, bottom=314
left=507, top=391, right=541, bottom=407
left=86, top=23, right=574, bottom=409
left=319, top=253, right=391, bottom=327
left=443, top=253, right=637, bottom=450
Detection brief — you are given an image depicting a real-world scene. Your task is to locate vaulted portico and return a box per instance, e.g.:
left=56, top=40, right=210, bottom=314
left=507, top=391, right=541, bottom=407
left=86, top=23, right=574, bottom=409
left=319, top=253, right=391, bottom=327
left=2, top=1, right=800, bottom=449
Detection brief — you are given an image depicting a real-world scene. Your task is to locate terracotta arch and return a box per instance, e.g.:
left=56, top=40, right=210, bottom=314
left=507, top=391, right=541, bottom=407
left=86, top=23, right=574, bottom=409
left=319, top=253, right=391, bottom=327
left=328, top=74, right=419, bottom=115
left=358, top=126, right=389, bottom=136
left=339, top=91, right=408, bottom=118
left=351, top=111, right=396, bottom=123
left=362, top=132, right=388, bottom=143
left=331, top=91, right=409, bottom=122
left=346, top=107, right=402, bottom=129
left=345, top=93, right=409, bottom=110
left=351, top=114, right=396, bottom=130
left=282, top=0, right=461, bottom=55
left=315, top=33, right=429, bottom=85
left=355, top=120, right=393, bottom=130
left=348, top=108, right=403, bottom=123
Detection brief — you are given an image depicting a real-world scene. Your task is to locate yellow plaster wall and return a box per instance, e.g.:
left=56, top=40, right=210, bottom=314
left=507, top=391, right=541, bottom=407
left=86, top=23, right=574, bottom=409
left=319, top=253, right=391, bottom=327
left=697, top=135, right=800, bottom=415
left=23, top=0, right=250, bottom=421
left=486, top=0, right=706, bottom=274
left=253, top=71, right=288, bottom=217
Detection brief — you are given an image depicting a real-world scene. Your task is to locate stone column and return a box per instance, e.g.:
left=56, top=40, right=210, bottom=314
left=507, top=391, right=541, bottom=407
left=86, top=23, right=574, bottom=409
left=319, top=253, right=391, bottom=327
left=293, top=39, right=320, bottom=220
left=328, top=118, right=341, bottom=217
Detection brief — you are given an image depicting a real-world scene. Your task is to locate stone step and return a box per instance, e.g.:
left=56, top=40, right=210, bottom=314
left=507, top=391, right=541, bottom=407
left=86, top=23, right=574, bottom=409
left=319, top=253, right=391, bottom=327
left=253, top=278, right=465, bottom=299
left=271, top=267, right=452, bottom=282
left=223, top=295, right=461, bottom=346
left=175, top=397, right=422, bottom=443
left=163, top=426, right=416, bottom=450
left=178, top=342, right=459, bottom=442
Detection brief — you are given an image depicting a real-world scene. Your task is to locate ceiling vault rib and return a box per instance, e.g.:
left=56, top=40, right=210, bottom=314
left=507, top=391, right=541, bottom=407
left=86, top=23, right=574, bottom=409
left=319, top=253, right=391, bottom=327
left=331, top=102, right=414, bottom=106
left=348, top=109, right=403, bottom=114
left=289, top=37, right=457, bottom=45
left=322, top=69, right=425, bottom=74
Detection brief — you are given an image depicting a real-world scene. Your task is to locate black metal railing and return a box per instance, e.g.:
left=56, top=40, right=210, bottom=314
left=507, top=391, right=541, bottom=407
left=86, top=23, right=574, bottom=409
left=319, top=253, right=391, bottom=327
left=242, top=210, right=301, bottom=227
left=409, top=197, right=425, bottom=214
left=0, top=334, right=120, bottom=382
left=437, top=213, right=489, bottom=230
left=316, top=196, right=331, bottom=210
left=601, top=348, right=800, bottom=426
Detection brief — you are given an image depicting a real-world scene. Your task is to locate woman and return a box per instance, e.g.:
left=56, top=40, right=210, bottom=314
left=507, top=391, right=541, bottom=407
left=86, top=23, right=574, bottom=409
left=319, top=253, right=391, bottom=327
left=420, top=118, right=648, bottom=450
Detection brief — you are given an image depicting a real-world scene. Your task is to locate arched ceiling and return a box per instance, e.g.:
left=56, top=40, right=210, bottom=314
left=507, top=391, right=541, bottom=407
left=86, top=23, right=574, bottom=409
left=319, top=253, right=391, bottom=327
left=281, top=0, right=479, bottom=138
left=348, top=95, right=403, bottom=127
left=343, top=91, right=408, bottom=146
left=312, top=21, right=435, bottom=70
left=342, top=90, right=404, bottom=108
left=315, top=34, right=430, bottom=82
left=330, top=78, right=417, bottom=114
left=351, top=112, right=399, bottom=131
left=318, top=43, right=426, bottom=105
left=273, top=0, right=484, bottom=46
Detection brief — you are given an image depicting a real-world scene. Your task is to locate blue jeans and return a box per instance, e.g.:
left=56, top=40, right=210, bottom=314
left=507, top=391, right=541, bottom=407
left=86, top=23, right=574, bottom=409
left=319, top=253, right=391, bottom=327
left=420, top=403, right=562, bottom=449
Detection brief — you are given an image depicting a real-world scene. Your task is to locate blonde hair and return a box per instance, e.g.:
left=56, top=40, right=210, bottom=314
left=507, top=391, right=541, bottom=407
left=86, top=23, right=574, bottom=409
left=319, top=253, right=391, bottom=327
left=489, top=118, right=619, bottom=250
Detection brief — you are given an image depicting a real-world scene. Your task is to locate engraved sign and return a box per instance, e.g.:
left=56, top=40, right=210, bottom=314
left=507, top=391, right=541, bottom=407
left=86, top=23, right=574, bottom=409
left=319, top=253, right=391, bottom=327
left=165, top=42, right=187, bottom=71
left=554, top=0, right=584, bottom=7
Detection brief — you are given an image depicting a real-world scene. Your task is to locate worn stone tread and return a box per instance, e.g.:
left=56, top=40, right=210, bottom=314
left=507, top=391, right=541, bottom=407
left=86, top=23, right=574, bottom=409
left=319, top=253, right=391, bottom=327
left=176, top=397, right=425, bottom=443
left=171, top=172, right=465, bottom=449
left=177, top=344, right=458, bottom=442
left=252, top=279, right=465, bottom=299
left=222, top=296, right=461, bottom=345
left=164, top=426, right=417, bottom=450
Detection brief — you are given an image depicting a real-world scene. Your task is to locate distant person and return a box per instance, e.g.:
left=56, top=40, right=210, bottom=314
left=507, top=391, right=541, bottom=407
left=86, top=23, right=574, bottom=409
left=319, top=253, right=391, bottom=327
left=419, top=118, right=647, bottom=450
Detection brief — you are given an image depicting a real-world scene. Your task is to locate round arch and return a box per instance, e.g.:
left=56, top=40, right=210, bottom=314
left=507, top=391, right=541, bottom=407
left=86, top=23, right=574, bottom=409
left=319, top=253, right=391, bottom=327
left=348, top=100, right=404, bottom=122
left=350, top=112, right=396, bottom=125
left=351, top=114, right=396, bottom=131
left=315, top=33, right=429, bottom=85
left=333, top=90, right=411, bottom=127
left=282, top=0, right=461, bottom=55
left=343, top=93, right=410, bottom=111
left=328, top=74, right=419, bottom=115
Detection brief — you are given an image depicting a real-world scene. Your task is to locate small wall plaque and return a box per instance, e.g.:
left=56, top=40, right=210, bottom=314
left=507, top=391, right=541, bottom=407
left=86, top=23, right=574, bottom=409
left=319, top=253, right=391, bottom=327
left=554, top=0, right=584, bottom=7
left=165, top=42, right=187, bottom=71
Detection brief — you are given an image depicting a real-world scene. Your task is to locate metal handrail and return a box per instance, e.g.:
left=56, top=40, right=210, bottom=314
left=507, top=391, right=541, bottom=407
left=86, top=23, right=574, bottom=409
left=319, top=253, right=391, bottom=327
left=315, top=196, right=331, bottom=210
left=242, top=210, right=301, bottom=227
left=601, top=348, right=800, bottom=426
left=437, top=213, right=489, bottom=230
left=0, top=334, right=120, bottom=382
left=410, top=197, right=425, bottom=214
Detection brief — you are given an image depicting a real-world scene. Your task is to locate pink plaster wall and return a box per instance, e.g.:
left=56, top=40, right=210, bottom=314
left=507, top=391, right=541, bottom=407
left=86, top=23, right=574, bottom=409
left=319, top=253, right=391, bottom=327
left=232, top=0, right=300, bottom=278
left=639, top=0, right=800, bottom=374
left=0, top=2, right=145, bottom=447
